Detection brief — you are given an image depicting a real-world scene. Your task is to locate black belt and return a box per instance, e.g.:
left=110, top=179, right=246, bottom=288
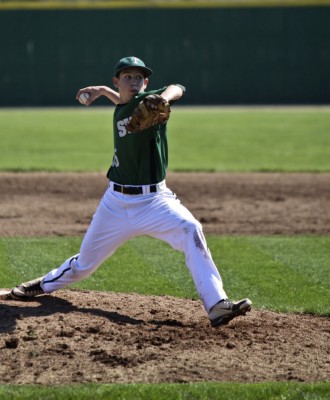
left=113, top=183, right=157, bottom=195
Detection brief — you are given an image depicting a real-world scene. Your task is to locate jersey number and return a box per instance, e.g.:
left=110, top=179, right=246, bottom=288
left=112, top=148, right=119, bottom=167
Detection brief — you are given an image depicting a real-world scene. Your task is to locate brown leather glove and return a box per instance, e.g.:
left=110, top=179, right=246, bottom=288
left=126, top=94, right=171, bottom=132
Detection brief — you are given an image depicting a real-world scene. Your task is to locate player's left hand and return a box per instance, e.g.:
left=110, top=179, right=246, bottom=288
left=126, top=94, right=171, bottom=132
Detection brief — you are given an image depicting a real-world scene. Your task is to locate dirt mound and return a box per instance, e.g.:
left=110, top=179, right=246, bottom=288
left=0, top=172, right=329, bottom=384
left=1, top=290, right=329, bottom=385
left=0, top=172, right=329, bottom=237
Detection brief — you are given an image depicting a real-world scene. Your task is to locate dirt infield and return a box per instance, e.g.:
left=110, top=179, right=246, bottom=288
left=1, top=172, right=329, bottom=237
left=0, top=172, right=329, bottom=385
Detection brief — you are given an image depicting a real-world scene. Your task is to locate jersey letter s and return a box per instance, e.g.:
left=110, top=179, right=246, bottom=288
left=117, top=118, right=131, bottom=137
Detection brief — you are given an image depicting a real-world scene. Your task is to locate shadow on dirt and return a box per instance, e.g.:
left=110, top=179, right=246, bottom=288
left=0, top=295, right=146, bottom=334
left=0, top=294, right=187, bottom=334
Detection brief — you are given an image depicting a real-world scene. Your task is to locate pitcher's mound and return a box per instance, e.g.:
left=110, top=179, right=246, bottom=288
left=0, top=290, right=329, bottom=385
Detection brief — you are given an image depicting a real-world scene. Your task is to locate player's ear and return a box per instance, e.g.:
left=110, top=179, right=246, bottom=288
left=143, top=77, right=149, bottom=89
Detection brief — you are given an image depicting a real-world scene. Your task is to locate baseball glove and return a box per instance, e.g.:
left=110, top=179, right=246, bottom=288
left=126, top=94, right=171, bottom=132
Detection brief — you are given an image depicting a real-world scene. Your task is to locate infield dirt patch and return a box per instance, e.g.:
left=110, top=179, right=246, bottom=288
left=0, top=172, right=329, bottom=384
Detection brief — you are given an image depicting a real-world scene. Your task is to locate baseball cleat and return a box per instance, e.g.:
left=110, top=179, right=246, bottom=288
left=10, top=277, right=45, bottom=300
left=208, top=298, right=252, bottom=327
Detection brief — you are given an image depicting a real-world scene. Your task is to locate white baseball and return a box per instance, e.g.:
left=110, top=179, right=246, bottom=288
left=79, top=92, right=90, bottom=105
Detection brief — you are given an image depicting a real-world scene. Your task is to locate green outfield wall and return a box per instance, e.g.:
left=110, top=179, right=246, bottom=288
left=0, top=5, right=329, bottom=105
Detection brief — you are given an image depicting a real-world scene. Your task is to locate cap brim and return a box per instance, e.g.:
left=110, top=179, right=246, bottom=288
left=115, top=66, right=153, bottom=78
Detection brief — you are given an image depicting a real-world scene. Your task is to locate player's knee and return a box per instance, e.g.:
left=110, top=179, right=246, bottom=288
left=182, top=218, right=202, bottom=236
left=181, top=219, right=209, bottom=251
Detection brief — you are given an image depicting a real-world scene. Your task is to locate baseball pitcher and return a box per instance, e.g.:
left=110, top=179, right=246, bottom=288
left=9, top=56, right=252, bottom=327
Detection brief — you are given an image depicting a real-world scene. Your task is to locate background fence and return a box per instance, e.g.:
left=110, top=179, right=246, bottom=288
left=0, top=3, right=329, bottom=105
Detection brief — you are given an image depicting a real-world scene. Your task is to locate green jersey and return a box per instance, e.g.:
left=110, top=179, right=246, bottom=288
left=107, top=87, right=169, bottom=185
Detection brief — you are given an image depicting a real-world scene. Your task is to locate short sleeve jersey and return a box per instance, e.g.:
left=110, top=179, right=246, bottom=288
left=107, top=87, right=169, bottom=185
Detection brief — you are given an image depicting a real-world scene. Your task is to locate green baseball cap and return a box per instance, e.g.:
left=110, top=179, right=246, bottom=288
left=114, top=56, right=153, bottom=78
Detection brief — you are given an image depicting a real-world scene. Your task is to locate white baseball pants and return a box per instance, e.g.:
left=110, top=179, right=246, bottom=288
left=41, top=181, right=227, bottom=313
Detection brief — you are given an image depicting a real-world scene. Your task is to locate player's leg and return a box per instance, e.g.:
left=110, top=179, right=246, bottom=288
left=129, top=188, right=225, bottom=310
left=134, top=188, right=252, bottom=325
left=11, top=188, right=135, bottom=298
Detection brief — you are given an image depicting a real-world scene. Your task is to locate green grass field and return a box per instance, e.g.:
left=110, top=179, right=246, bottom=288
left=0, top=107, right=329, bottom=172
left=1, top=235, right=329, bottom=316
left=0, top=107, right=329, bottom=399
left=0, top=382, right=329, bottom=400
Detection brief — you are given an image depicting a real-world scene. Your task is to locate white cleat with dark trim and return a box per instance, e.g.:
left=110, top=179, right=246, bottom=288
left=10, top=277, right=45, bottom=300
left=208, top=298, right=252, bottom=327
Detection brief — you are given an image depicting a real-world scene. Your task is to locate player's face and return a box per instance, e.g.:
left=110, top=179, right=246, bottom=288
left=113, top=68, right=148, bottom=102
